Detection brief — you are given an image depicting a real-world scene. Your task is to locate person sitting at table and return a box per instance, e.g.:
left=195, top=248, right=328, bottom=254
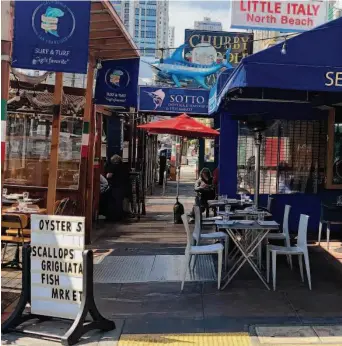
left=188, top=168, right=215, bottom=222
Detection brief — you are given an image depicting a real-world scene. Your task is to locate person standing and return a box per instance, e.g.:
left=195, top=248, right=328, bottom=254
left=105, top=155, right=129, bottom=221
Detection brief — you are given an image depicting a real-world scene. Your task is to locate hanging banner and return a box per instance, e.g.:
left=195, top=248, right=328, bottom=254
left=230, top=0, right=327, bottom=32
left=94, top=58, right=140, bottom=108
left=184, top=30, right=253, bottom=67
left=138, top=86, right=210, bottom=115
left=12, top=1, right=91, bottom=73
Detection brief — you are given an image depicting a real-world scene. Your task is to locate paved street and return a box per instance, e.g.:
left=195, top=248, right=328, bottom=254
left=2, top=166, right=342, bottom=345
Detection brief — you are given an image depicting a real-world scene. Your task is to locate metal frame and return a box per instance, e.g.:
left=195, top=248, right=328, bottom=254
left=2, top=246, right=115, bottom=346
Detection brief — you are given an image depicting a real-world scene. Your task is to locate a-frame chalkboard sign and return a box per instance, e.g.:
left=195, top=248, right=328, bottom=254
left=2, top=246, right=115, bottom=345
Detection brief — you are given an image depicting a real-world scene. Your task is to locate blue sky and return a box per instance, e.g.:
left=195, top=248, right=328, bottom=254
left=169, top=1, right=233, bottom=46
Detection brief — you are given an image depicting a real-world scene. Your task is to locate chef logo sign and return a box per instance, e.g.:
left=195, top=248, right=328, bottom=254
left=32, top=2, right=75, bottom=44
left=231, top=0, right=327, bottom=32
left=12, top=1, right=91, bottom=73
left=30, top=215, right=85, bottom=320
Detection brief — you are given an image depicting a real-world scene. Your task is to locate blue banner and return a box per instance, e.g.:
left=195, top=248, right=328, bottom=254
left=12, top=1, right=91, bottom=73
left=95, top=59, right=140, bottom=108
left=139, top=87, right=210, bottom=115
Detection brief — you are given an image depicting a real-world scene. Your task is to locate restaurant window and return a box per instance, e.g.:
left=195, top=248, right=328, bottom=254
left=237, top=119, right=327, bottom=194
left=4, top=113, right=82, bottom=189
left=326, top=107, right=342, bottom=189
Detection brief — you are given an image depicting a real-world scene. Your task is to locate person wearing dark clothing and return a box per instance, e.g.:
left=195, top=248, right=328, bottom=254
left=99, top=174, right=110, bottom=217
left=105, top=155, right=129, bottom=221
left=194, top=167, right=216, bottom=209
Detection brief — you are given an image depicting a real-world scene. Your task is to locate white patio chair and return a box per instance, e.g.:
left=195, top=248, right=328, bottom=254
left=193, top=206, right=229, bottom=271
left=181, top=214, right=223, bottom=291
left=263, top=204, right=293, bottom=269
left=266, top=214, right=311, bottom=291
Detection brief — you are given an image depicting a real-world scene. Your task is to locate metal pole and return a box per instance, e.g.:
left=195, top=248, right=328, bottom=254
left=254, top=131, right=262, bottom=208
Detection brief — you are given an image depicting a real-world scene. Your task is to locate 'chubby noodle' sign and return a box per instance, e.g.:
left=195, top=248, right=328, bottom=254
left=231, top=0, right=327, bottom=32
left=30, top=215, right=85, bottom=320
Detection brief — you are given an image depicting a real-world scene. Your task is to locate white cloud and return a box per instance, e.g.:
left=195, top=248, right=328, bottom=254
left=169, top=1, right=232, bottom=47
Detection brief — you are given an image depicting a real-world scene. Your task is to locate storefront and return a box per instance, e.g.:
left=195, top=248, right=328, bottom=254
left=2, top=1, right=140, bottom=243
left=217, top=17, right=342, bottom=232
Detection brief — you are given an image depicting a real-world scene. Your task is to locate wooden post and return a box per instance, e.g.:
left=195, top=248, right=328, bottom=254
left=85, top=106, right=95, bottom=244
left=46, top=72, right=63, bottom=214
left=79, top=58, right=95, bottom=244
left=93, top=111, right=102, bottom=219
left=1, top=1, right=13, bottom=193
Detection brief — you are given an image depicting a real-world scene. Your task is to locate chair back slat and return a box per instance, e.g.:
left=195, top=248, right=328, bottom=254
left=193, top=206, right=201, bottom=244
left=297, top=214, right=309, bottom=248
left=267, top=196, right=274, bottom=212
left=283, top=205, right=291, bottom=247
left=321, top=204, right=342, bottom=223
left=2, top=213, right=28, bottom=230
left=181, top=214, right=192, bottom=249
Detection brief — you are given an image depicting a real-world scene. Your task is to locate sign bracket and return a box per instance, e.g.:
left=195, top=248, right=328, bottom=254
left=2, top=246, right=115, bottom=346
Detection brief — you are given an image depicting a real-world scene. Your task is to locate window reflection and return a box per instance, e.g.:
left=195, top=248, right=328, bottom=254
left=4, top=112, right=82, bottom=189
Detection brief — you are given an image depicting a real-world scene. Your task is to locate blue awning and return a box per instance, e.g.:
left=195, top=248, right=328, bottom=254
left=218, top=17, right=342, bottom=105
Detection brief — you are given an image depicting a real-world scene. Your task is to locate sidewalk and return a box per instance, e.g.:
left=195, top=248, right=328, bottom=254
left=2, top=171, right=342, bottom=345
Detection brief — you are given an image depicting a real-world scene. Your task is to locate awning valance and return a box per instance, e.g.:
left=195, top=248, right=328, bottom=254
left=218, top=17, right=342, bottom=106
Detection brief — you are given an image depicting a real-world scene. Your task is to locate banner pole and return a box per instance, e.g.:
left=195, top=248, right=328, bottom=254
left=46, top=72, right=63, bottom=214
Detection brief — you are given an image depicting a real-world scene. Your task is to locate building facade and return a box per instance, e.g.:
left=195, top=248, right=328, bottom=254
left=168, top=26, right=175, bottom=56
left=194, top=17, right=222, bottom=31
left=112, top=0, right=169, bottom=58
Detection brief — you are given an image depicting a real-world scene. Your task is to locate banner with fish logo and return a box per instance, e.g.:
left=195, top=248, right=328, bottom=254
left=94, top=59, right=140, bottom=108
left=138, top=86, right=211, bottom=116
left=12, top=1, right=91, bottom=73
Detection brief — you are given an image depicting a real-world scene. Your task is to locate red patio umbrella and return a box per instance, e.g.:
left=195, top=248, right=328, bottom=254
left=137, top=113, right=220, bottom=138
left=138, top=113, right=219, bottom=205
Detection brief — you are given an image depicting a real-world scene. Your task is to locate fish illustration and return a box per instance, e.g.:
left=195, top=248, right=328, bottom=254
left=41, top=7, right=65, bottom=37
left=145, top=89, right=165, bottom=110
left=110, top=70, right=124, bottom=86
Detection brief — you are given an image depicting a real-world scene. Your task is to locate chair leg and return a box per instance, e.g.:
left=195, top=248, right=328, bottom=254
left=318, top=221, right=323, bottom=245
left=272, top=251, right=277, bottom=291
left=303, top=251, right=312, bottom=290
left=193, top=255, right=198, bottom=269
left=298, top=254, right=304, bottom=282
left=258, top=243, right=262, bottom=269
left=181, top=252, right=191, bottom=291
left=285, top=239, right=293, bottom=270
left=2, top=243, right=8, bottom=262
left=224, top=238, right=228, bottom=272
left=217, top=251, right=223, bottom=290
left=327, top=222, right=331, bottom=250
left=266, top=247, right=270, bottom=283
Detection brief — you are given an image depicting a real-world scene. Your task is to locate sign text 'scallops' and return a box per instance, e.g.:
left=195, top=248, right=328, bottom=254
left=30, top=215, right=85, bottom=320
left=231, top=0, right=327, bottom=32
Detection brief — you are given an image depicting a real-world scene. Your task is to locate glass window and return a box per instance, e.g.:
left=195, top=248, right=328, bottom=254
left=204, top=139, right=215, bottom=163
left=236, top=119, right=327, bottom=194
left=327, top=107, right=342, bottom=188
left=4, top=113, right=82, bottom=189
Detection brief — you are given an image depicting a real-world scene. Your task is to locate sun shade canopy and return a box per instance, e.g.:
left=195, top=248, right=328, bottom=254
left=138, top=113, right=219, bottom=138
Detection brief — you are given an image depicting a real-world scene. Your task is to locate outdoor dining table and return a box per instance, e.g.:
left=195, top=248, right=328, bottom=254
left=215, top=219, right=279, bottom=290
left=208, top=199, right=254, bottom=208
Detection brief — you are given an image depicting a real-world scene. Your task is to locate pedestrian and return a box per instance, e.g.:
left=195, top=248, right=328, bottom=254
left=105, top=154, right=129, bottom=221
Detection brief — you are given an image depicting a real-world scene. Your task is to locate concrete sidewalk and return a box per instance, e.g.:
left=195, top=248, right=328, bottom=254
left=3, top=174, right=342, bottom=345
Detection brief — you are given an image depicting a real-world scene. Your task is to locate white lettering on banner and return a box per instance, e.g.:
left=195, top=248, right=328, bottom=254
left=231, top=0, right=327, bottom=32
left=325, top=72, right=342, bottom=87
left=30, top=215, right=85, bottom=320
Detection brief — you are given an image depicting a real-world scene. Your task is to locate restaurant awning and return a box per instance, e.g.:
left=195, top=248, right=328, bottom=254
left=218, top=17, right=342, bottom=105
left=90, top=2, right=139, bottom=60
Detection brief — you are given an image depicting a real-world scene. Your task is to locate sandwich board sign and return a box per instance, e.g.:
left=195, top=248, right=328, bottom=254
left=30, top=215, right=85, bottom=320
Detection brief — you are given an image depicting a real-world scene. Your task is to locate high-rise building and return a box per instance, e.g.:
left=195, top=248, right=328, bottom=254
left=168, top=26, right=175, bottom=53
left=194, top=17, right=222, bottom=31
left=112, top=0, right=169, bottom=58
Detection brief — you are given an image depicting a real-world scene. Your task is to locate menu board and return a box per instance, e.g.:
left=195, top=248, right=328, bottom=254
left=30, top=215, right=85, bottom=319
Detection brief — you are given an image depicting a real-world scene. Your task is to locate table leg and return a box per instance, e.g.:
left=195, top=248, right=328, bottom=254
left=221, top=229, right=270, bottom=290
